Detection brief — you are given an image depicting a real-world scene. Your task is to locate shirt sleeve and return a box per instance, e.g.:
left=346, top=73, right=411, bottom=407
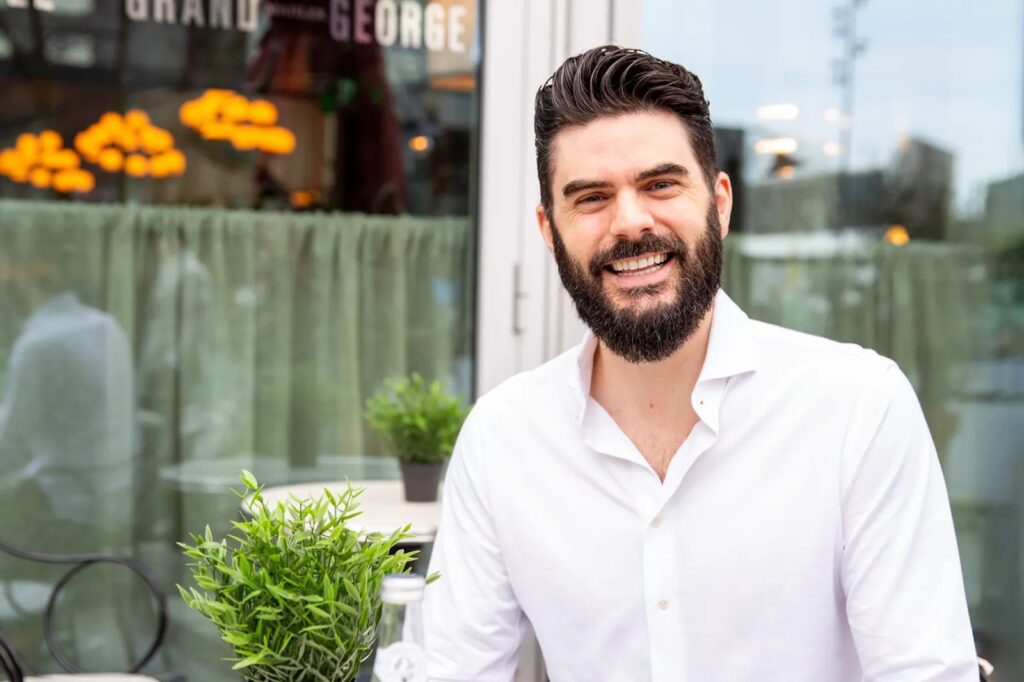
left=423, top=401, right=528, bottom=682
left=840, top=362, right=978, bottom=681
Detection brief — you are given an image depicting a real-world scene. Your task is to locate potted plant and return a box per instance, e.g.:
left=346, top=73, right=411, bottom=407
left=365, top=373, right=469, bottom=502
left=178, top=471, right=420, bottom=682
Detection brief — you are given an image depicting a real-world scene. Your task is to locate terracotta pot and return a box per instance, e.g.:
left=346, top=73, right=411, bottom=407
left=399, top=462, right=443, bottom=502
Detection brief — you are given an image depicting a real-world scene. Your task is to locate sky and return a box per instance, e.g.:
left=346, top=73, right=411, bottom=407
left=641, top=0, right=1024, bottom=216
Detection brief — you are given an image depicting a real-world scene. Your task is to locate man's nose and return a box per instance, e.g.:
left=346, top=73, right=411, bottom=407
left=609, top=191, right=655, bottom=240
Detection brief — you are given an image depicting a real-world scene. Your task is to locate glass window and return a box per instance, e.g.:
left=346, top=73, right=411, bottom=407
left=643, top=0, right=1022, bottom=677
left=0, top=1, right=479, bottom=678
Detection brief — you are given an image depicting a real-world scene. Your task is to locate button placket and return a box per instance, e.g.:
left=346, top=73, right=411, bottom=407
left=643, top=506, right=685, bottom=681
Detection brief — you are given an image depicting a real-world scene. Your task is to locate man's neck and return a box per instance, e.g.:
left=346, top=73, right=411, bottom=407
left=590, top=301, right=715, bottom=420
left=589, top=302, right=716, bottom=480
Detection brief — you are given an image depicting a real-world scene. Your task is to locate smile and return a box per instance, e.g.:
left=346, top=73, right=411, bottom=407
left=606, top=252, right=672, bottom=276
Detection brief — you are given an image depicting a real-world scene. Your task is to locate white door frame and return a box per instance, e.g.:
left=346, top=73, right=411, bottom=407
left=474, top=2, right=641, bottom=679
left=475, top=0, right=641, bottom=397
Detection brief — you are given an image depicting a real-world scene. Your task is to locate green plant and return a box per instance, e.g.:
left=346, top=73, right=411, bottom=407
left=178, top=471, right=419, bottom=682
left=365, top=373, right=469, bottom=464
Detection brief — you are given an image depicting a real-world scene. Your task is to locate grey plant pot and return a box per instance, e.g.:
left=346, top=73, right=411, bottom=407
left=399, top=461, right=443, bottom=502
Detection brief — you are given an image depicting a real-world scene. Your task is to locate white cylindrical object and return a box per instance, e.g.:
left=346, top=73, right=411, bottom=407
left=380, top=573, right=426, bottom=604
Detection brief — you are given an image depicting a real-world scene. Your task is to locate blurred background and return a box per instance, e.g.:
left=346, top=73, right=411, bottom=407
left=0, top=0, right=1020, bottom=679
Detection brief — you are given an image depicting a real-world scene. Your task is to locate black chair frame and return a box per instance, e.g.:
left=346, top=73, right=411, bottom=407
left=0, top=538, right=167, bottom=682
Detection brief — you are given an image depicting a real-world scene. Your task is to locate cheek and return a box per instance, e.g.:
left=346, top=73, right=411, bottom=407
left=653, top=205, right=708, bottom=241
left=561, top=217, right=608, bottom=260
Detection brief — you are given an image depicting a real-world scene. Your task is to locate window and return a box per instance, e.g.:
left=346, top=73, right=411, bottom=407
left=0, top=1, right=480, bottom=677
left=643, top=0, right=1023, bottom=676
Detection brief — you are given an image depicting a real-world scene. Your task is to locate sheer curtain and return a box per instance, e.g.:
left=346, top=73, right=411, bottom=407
left=723, top=233, right=1021, bottom=671
left=0, top=199, right=473, bottom=676
left=723, top=235, right=988, bottom=444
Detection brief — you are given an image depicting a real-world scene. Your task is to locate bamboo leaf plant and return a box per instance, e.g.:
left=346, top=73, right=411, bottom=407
left=365, top=373, right=468, bottom=464
left=178, top=472, right=421, bottom=682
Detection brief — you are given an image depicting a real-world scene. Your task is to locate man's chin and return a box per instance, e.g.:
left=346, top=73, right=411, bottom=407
left=603, top=282, right=678, bottom=309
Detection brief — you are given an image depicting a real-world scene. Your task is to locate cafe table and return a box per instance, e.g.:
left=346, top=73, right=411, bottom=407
left=251, top=480, right=442, bottom=682
left=255, top=480, right=442, bottom=562
left=251, top=481, right=548, bottom=682
left=25, top=671, right=159, bottom=675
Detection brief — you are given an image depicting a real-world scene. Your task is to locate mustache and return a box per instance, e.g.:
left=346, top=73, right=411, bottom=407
left=588, top=232, right=687, bottom=278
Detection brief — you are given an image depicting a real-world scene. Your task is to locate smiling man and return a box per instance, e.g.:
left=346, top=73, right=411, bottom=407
left=423, top=46, right=977, bottom=681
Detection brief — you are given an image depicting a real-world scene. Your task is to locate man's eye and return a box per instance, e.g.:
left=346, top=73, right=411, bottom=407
left=648, top=180, right=676, bottom=191
left=578, top=194, right=605, bottom=204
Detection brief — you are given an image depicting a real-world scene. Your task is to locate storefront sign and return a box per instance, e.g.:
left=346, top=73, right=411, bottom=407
left=329, top=0, right=467, bottom=52
left=5, top=0, right=55, bottom=12
left=123, top=0, right=263, bottom=32
left=118, top=0, right=470, bottom=53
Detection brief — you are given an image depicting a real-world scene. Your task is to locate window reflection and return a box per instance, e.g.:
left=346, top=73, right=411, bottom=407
left=0, top=255, right=134, bottom=544
left=0, top=0, right=478, bottom=214
left=645, top=0, right=1023, bottom=676
left=0, top=1, right=479, bottom=678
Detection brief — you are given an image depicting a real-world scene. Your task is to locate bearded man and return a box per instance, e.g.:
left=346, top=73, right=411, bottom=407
left=422, top=45, right=977, bottom=682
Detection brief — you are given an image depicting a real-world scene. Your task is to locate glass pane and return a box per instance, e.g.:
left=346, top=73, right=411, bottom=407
left=643, top=0, right=1022, bottom=677
left=0, top=1, right=480, bottom=678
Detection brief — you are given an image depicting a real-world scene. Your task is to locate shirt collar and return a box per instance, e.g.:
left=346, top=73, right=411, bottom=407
left=697, top=288, right=759, bottom=384
left=568, top=288, right=759, bottom=422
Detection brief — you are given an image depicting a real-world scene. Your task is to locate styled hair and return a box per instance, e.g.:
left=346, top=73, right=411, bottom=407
left=534, top=45, right=717, bottom=217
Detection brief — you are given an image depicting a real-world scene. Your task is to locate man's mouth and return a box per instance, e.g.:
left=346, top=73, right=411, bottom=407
left=604, top=252, right=673, bottom=277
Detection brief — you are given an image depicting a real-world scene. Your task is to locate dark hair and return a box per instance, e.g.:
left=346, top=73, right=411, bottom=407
left=534, top=45, right=717, bottom=217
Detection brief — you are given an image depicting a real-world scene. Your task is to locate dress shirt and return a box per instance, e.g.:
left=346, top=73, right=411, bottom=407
left=423, top=289, right=977, bottom=682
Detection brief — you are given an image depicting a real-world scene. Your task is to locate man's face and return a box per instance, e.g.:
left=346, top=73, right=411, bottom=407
left=537, top=110, right=732, bottom=363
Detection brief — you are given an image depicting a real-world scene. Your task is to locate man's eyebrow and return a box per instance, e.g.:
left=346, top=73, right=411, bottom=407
left=561, top=179, right=612, bottom=199
left=635, top=163, right=689, bottom=183
left=561, top=163, right=690, bottom=199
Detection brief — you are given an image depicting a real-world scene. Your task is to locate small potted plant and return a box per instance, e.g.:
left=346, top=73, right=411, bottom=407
left=365, top=373, right=469, bottom=502
left=178, top=471, right=420, bottom=682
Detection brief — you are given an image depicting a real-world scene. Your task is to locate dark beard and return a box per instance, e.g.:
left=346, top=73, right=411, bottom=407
left=550, top=202, right=723, bottom=364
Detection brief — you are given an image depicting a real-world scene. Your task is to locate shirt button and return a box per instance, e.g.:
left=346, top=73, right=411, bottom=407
left=650, top=517, right=662, bottom=528
left=657, top=599, right=669, bottom=610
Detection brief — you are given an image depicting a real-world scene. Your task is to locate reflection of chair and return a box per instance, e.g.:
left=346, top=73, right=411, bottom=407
left=0, top=539, right=166, bottom=682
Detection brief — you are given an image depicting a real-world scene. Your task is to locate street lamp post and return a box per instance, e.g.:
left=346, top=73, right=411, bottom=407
left=831, top=0, right=868, bottom=229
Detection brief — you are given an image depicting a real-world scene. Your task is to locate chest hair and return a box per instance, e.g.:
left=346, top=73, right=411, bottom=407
left=612, top=405, right=700, bottom=481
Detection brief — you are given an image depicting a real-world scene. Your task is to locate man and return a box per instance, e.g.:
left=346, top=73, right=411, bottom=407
left=423, top=46, right=977, bottom=681
left=0, top=263, right=135, bottom=551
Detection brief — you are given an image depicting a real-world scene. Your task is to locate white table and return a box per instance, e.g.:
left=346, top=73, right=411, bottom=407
left=257, top=480, right=442, bottom=545
left=26, top=671, right=159, bottom=675
left=161, top=455, right=399, bottom=493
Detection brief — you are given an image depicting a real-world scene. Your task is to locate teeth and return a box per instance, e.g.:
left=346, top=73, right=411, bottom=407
left=610, top=253, right=668, bottom=273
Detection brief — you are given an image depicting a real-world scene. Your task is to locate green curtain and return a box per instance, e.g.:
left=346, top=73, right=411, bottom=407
left=722, top=235, right=989, bottom=459
left=723, top=233, right=1023, bottom=672
left=0, top=199, right=473, bottom=676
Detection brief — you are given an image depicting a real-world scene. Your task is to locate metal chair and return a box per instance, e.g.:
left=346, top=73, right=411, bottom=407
left=0, top=539, right=167, bottom=682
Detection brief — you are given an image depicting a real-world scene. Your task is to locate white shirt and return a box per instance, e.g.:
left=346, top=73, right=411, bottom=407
left=424, top=290, right=977, bottom=682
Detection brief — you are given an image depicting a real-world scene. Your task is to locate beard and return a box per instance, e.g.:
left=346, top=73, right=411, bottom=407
left=550, top=202, right=723, bottom=364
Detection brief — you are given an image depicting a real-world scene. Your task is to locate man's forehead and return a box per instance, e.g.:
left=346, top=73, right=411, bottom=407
left=550, top=111, right=697, bottom=182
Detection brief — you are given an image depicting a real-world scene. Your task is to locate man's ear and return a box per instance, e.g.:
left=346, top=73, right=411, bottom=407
left=713, top=172, right=733, bottom=240
left=536, top=204, right=555, bottom=254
